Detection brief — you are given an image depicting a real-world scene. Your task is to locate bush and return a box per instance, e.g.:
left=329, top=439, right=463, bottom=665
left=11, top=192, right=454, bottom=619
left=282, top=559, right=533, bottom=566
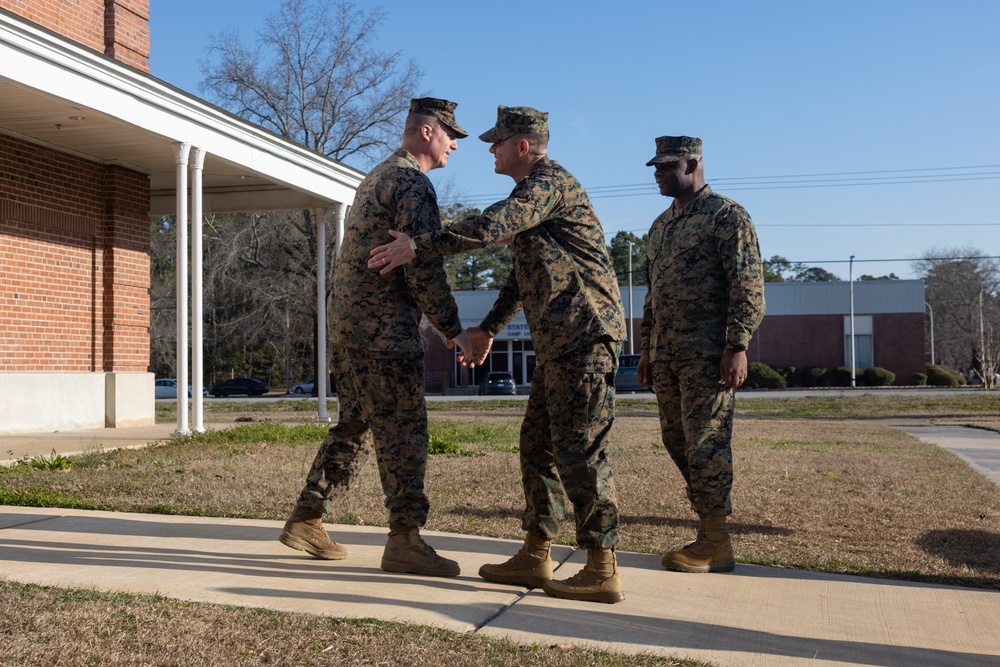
left=911, top=372, right=927, bottom=386
left=746, top=362, right=786, bottom=389
left=773, top=366, right=798, bottom=387
left=863, top=367, right=896, bottom=386
left=799, top=366, right=828, bottom=387
left=926, top=365, right=962, bottom=387
left=830, top=366, right=861, bottom=387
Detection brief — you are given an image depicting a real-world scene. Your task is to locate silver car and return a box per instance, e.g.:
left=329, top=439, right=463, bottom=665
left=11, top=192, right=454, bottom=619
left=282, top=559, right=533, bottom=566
left=614, top=354, right=650, bottom=393
left=154, top=378, right=207, bottom=399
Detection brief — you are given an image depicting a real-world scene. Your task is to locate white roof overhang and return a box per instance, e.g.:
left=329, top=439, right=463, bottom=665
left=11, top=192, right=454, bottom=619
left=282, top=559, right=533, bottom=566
left=0, top=8, right=363, bottom=215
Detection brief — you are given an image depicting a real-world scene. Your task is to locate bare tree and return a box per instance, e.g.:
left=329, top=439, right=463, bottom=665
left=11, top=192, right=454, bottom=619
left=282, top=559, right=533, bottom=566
left=913, top=247, right=1000, bottom=388
left=201, top=0, right=421, bottom=164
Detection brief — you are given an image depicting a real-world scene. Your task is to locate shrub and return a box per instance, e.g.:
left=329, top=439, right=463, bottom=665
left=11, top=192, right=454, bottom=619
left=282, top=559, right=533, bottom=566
left=863, top=367, right=896, bottom=386
left=911, top=372, right=927, bottom=386
left=831, top=366, right=861, bottom=387
left=746, top=362, right=786, bottom=389
left=773, top=366, right=798, bottom=387
left=799, top=366, right=828, bottom=387
left=926, top=365, right=962, bottom=387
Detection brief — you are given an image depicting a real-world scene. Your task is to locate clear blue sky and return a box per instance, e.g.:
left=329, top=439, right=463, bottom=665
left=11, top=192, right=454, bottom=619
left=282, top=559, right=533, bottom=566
left=149, top=0, right=1000, bottom=280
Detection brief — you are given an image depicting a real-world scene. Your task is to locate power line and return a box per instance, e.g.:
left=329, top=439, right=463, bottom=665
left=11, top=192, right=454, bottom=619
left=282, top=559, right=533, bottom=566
left=757, top=222, right=998, bottom=227
left=608, top=221, right=999, bottom=238
left=786, top=256, right=1000, bottom=265
left=442, top=164, right=1000, bottom=207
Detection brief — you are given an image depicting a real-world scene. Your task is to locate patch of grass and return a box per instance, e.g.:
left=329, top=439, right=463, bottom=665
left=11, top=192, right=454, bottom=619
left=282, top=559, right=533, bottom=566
left=75, top=448, right=131, bottom=470
left=428, top=433, right=468, bottom=456
left=177, top=422, right=331, bottom=446
left=26, top=450, right=72, bottom=470
left=429, top=419, right=516, bottom=447
left=0, top=487, right=96, bottom=509
left=0, top=580, right=700, bottom=667
left=736, top=392, right=1000, bottom=419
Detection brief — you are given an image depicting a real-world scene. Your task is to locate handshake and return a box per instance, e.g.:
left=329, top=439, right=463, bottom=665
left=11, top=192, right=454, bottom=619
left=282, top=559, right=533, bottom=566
left=448, top=327, right=493, bottom=367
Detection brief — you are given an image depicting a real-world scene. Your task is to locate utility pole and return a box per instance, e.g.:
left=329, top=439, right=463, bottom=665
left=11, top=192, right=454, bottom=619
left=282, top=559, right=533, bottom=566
left=924, top=301, right=935, bottom=366
left=849, top=255, right=856, bottom=388
left=627, top=240, right=634, bottom=355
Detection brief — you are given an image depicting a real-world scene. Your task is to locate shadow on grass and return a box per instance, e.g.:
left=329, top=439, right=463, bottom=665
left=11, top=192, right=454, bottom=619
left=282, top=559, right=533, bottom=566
left=917, top=529, right=1000, bottom=575
left=624, top=514, right=793, bottom=537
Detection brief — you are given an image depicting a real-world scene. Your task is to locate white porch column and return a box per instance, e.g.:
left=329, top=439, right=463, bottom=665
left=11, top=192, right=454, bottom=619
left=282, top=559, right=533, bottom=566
left=336, top=203, right=346, bottom=259
left=190, top=147, right=206, bottom=432
left=173, top=142, right=191, bottom=436
left=315, top=207, right=332, bottom=422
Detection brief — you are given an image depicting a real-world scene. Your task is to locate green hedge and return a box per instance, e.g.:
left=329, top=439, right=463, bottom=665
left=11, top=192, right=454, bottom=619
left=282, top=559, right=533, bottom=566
left=799, top=366, right=828, bottom=387
left=831, top=366, right=860, bottom=387
left=863, top=367, right=896, bottom=386
left=773, top=365, right=798, bottom=387
left=926, top=365, right=964, bottom=387
left=747, top=362, right=787, bottom=389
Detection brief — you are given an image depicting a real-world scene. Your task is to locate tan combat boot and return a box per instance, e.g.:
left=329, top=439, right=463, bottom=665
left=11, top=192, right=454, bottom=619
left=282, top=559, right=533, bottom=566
left=380, top=528, right=460, bottom=577
left=479, top=533, right=553, bottom=588
left=542, top=548, right=624, bottom=604
left=279, top=506, right=348, bottom=560
left=661, top=514, right=735, bottom=573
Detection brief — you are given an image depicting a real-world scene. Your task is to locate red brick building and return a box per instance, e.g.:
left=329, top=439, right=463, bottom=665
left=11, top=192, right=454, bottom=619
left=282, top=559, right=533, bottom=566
left=747, top=280, right=927, bottom=384
left=425, top=280, right=927, bottom=391
left=1, top=2, right=361, bottom=434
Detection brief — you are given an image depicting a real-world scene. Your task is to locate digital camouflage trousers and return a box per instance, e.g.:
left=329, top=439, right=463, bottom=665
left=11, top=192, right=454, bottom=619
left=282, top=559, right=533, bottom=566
left=296, top=345, right=430, bottom=532
left=651, top=355, right=735, bottom=517
left=519, top=339, right=621, bottom=550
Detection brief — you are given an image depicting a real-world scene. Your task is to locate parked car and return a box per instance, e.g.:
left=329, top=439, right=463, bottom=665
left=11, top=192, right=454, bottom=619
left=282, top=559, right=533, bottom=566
left=310, top=372, right=337, bottom=397
left=614, top=354, right=650, bottom=393
left=209, top=377, right=269, bottom=397
left=478, top=371, right=517, bottom=396
left=154, top=378, right=207, bottom=399
left=290, top=379, right=315, bottom=395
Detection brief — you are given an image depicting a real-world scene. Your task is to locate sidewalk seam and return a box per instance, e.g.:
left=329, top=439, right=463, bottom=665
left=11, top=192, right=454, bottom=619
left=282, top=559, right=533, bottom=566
left=471, top=548, right=578, bottom=633
left=0, top=514, right=66, bottom=530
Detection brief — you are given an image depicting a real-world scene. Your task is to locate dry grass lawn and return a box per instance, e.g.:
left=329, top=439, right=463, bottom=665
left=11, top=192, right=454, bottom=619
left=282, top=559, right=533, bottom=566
left=2, top=393, right=999, bottom=665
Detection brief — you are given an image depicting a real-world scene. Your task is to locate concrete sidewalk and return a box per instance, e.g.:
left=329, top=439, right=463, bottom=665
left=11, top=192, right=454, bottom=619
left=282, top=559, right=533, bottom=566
left=889, top=422, right=1000, bottom=486
left=2, top=506, right=999, bottom=667
left=0, top=421, right=214, bottom=465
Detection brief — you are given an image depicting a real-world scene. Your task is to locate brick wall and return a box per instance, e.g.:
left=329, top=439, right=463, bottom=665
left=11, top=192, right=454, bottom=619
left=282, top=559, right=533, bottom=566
left=104, top=0, right=149, bottom=71
left=0, top=134, right=150, bottom=373
left=750, top=312, right=925, bottom=382
left=101, top=164, right=150, bottom=370
left=1, top=0, right=150, bottom=72
left=872, top=313, right=925, bottom=382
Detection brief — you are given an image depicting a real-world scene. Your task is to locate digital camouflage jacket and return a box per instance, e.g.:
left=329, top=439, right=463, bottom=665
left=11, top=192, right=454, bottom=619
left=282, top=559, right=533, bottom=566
left=641, top=185, right=765, bottom=361
left=331, top=149, right=462, bottom=353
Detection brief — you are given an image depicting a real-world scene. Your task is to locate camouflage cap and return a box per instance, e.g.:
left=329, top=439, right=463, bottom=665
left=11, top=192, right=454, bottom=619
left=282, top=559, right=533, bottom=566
left=645, top=136, right=702, bottom=166
left=478, top=105, right=549, bottom=143
left=409, top=97, right=468, bottom=138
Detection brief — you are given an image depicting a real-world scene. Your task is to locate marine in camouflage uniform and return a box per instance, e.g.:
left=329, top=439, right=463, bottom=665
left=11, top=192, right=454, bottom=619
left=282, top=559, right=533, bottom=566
left=279, top=98, right=472, bottom=578
left=639, top=135, right=765, bottom=573
left=371, top=106, right=627, bottom=603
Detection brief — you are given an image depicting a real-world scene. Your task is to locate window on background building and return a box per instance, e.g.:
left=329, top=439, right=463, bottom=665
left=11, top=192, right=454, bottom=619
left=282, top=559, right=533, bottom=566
left=844, top=315, right=874, bottom=369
